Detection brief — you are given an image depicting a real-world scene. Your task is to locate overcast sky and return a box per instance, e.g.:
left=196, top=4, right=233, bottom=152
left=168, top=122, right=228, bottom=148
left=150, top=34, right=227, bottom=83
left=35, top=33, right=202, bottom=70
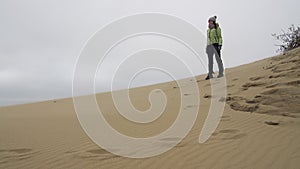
left=1, top=0, right=299, bottom=106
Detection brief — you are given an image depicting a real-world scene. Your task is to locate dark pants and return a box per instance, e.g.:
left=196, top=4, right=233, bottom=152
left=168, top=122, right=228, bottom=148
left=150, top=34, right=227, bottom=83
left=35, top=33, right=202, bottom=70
left=206, top=43, right=224, bottom=76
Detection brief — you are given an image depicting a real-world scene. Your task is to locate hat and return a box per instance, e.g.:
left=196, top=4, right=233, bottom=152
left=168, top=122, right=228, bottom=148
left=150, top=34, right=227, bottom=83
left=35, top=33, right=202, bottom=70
left=208, top=16, right=217, bottom=22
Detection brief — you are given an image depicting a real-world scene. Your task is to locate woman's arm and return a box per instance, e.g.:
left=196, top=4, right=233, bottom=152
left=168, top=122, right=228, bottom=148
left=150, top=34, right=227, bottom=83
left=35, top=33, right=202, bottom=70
left=217, top=27, right=223, bottom=46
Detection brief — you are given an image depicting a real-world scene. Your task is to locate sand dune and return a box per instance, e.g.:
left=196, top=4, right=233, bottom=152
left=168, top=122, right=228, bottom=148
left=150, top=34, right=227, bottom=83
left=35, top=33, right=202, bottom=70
left=0, top=47, right=300, bottom=168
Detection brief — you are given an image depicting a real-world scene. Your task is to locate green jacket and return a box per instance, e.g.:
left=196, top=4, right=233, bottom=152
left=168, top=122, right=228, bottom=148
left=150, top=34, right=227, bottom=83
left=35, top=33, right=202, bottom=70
left=207, top=24, right=222, bottom=46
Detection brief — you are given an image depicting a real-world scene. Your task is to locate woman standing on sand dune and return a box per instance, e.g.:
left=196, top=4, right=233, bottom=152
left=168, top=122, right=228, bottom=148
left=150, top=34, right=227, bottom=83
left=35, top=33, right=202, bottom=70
left=205, top=16, right=224, bottom=80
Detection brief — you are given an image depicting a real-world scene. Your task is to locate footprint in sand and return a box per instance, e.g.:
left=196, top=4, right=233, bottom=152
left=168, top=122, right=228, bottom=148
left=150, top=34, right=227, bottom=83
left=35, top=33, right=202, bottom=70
left=230, top=102, right=259, bottom=112
left=264, top=64, right=276, bottom=70
left=213, top=129, right=247, bottom=140
left=265, top=80, right=300, bottom=89
left=268, top=73, right=286, bottom=79
left=261, top=88, right=280, bottom=95
left=65, top=150, right=77, bottom=154
left=0, top=148, right=33, bottom=154
left=222, top=133, right=247, bottom=140
left=203, top=94, right=212, bottom=98
left=221, top=115, right=230, bottom=118
left=87, top=149, right=112, bottom=155
left=227, top=84, right=235, bottom=88
left=271, top=65, right=298, bottom=73
left=8, top=148, right=32, bottom=154
left=0, top=148, right=34, bottom=162
left=219, top=129, right=239, bottom=134
left=219, top=97, right=227, bottom=102
left=183, top=93, right=192, bottom=96
left=249, top=76, right=265, bottom=81
left=225, top=96, right=260, bottom=112
left=220, top=115, right=231, bottom=121
left=241, top=82, right=266, bottom=91
left=285, top=80, right=300, bottom=87
left=265, top=83, right=279, bottom=88
left=185, top=105, right=199, bottom=109
left=73, top=149, right=119, bottom=160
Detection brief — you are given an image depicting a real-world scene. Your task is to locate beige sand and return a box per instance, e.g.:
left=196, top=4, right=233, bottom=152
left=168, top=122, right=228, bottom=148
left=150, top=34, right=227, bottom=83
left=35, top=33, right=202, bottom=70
left=0, top=48, right=299, bottom=169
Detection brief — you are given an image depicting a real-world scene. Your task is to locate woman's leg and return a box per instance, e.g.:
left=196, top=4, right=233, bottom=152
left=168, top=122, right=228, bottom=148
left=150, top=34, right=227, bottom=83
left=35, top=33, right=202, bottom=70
left=213, top=44, right=224, bottom=75
left=207, top=45, right=214, bottom=76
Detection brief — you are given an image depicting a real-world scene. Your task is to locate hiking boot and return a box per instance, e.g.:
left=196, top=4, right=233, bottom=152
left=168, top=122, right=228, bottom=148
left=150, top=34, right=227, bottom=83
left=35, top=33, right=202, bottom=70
left=217, top=74, right=224, bottom=78
left=205, top=74, right=213, bottom=80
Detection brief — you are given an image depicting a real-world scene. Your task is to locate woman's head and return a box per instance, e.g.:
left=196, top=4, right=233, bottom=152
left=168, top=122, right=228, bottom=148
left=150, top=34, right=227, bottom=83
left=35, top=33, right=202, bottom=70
left=208, top=16, right=217, bottom=28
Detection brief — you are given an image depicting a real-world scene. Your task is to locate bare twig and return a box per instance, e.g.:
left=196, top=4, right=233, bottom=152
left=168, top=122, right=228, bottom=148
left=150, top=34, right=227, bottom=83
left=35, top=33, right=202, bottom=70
left=272, top=25, right=300, bottom=53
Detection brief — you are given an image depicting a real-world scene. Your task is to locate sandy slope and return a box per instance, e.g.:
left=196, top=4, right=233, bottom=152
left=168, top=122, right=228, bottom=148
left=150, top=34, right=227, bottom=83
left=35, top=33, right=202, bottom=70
left=0, top=48, right=299, bottom=169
